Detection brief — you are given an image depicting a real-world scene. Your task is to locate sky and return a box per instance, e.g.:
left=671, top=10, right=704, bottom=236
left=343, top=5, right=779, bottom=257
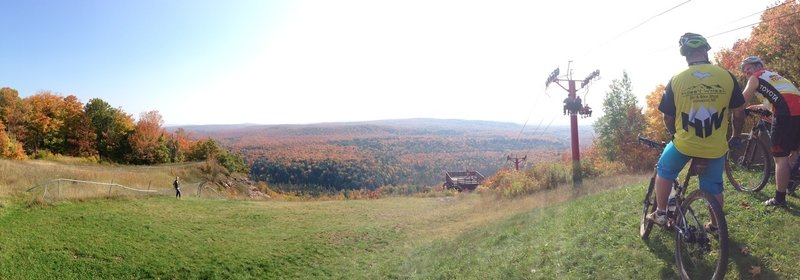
left=0, top=0, right=785, bottom=127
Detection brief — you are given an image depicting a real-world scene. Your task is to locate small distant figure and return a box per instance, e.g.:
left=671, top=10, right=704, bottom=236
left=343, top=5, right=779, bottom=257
left=173, top=176, right=181, bottom=199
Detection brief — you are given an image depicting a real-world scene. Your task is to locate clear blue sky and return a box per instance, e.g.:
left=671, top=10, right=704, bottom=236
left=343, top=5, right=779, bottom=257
left=0, top=0, right=779, bottom=126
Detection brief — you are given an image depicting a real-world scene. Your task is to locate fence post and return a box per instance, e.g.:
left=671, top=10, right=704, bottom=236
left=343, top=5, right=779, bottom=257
left=148, top=181, right=151, bottom=190
left=57, top=180, right=61, bottom=198
left=109, top=180, right=113, bottom=196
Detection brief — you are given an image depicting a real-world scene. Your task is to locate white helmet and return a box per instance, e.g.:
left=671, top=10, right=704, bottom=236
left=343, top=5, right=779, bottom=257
left=740, top=56, right=763, bottom=71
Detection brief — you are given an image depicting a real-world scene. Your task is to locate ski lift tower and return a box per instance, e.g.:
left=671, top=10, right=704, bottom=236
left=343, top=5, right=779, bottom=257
left=545, top=66, right=599, bottom=186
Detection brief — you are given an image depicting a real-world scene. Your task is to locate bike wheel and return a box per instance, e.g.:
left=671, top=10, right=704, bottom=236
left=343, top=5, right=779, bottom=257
left=640, top=175, right=657, bottom=240
left=674, top=190, right=729, bottom=280
left=725, top=137, right=772, bottom=192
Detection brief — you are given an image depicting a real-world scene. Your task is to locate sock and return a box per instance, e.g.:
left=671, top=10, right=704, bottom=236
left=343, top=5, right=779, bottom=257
left=776, top=190, right=787, bottom=203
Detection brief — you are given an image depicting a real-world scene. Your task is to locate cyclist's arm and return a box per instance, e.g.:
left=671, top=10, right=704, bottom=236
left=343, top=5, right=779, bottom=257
left=742, top=75, right=759, bottom=104
left=659, top=80, right=676, bottom=135
left=731, top=105, right=745, bottom=137
left=730, top=75, right=747, bottom=138
left=663, top=114, right=676, bottom=135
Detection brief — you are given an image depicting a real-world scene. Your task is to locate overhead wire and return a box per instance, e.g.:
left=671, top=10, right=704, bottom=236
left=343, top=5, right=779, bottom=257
left=643, top=3, right=798, bottom=56
left=708, top=9, right=800, bottom=38
left=582, top=0, right=694, bottom=57
left=721, top=0, right=792, bottom=26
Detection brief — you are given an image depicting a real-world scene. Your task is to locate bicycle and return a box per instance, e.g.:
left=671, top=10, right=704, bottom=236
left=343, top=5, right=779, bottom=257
left=725, top=108, right=800, bottom=195
left=638, top=136, right=729, bottom=279
left=725, top=107, right=773, bottom=192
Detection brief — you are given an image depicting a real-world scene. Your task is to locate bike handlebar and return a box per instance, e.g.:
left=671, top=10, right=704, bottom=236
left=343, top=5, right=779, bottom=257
left=744, top=108, right=772, bottom=118
left=638, top=135, right=667, bottom=150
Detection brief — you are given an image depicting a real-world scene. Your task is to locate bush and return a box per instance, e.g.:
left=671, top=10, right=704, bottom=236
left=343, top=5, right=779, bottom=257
left=482, top=162, right=572, bottom=199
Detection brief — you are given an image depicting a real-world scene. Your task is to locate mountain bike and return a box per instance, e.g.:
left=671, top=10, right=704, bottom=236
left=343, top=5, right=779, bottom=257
left=638, top=136, right=729, bottom=280
left=725, top=108, right=773, bottom=192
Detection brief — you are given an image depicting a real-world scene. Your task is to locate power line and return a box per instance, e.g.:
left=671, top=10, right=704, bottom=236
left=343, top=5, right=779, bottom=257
left=708, top=9, right=800, bottom=38
left=612, top=0, right=692, bottom=40
left=721, top=0, right=792, bottom=26
left=646, top=7, right=800, bottom=55
left=583, top=0, right=693, bottom=57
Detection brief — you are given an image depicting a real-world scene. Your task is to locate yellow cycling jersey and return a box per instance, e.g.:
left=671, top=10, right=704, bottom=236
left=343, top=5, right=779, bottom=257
left=659, top=63, right=745, bottom=158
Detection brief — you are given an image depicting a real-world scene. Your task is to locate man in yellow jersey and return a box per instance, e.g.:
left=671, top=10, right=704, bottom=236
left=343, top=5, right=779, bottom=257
left=740, top=56, right=800, bottom=207
left=647, top=33, right=745, bottom=231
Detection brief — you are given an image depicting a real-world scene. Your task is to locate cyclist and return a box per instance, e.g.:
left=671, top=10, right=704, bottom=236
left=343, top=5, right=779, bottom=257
left=740, top=56, right=800, bottom=207
left=647, top=33, right=745, bottom=230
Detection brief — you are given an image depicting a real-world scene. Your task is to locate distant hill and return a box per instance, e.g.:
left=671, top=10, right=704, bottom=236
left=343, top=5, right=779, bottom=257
left=170, top=119, right=596, bottom=191
left=171, top=119, right=595, bottom=143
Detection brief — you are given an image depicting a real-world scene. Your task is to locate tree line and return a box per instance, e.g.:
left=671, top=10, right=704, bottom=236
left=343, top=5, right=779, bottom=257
left=0, top=87, right=245, bottom=174
left=247, top=135, right=567, bottom=191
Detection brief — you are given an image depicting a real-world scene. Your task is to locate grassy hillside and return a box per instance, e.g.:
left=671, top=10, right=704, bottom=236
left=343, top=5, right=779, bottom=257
left=2, top=159, right=798, bottom=279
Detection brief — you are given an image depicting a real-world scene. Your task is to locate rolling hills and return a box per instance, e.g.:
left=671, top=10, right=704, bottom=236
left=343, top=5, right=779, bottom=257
left=173, top=119, right=595, bottom=190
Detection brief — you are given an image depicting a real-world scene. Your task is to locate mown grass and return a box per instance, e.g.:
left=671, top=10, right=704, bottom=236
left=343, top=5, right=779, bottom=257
left=1, top=158, right=798, bottom=279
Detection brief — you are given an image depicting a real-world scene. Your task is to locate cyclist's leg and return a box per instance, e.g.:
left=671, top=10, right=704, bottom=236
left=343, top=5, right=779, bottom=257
left=655, top=142, right=690, bottom=212
left=766, top=115, right=800, bottom=203
left=698, top=155, right=725, bottom=227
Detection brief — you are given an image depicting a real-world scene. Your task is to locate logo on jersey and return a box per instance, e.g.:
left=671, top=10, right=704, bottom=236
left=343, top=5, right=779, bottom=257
left=681, top=105, right=726, bottom=138
left=692, top=71, right=712, bottom=80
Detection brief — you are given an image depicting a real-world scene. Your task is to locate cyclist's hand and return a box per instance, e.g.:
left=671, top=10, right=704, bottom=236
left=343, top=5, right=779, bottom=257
left=728, top=137, right=744, bottom=149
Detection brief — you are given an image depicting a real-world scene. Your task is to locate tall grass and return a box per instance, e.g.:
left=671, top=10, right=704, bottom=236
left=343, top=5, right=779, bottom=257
left=0, top=159, right=205, bottom=201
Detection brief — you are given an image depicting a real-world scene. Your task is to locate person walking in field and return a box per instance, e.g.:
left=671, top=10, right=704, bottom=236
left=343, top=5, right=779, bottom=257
left=174, top=176, right=181, bottom=199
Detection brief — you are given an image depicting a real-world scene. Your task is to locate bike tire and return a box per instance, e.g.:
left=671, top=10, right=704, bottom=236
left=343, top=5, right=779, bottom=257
left=640, top=175, right=657, bottom=240
left=725, top=137, right=772, bottom=192
left=674, top=190, right=729, bottom=280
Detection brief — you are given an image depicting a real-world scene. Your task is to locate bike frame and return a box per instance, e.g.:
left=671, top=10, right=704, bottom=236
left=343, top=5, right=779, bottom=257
left=639, top=136, right=729, bottom=279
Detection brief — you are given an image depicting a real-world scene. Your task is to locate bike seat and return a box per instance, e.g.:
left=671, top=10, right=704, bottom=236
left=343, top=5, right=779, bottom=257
left=689, top=157, right=709, bottom=175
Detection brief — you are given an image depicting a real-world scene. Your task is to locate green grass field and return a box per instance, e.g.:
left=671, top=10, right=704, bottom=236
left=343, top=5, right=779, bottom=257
left=1, top=159, right=798, bottom=279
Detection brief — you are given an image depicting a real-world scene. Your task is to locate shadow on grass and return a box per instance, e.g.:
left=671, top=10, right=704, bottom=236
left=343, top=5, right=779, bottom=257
left=727, top=238, right=778, bottom=279
left=641, top=229, right=770, bottom=279
left=642, top=228, right=682, bottom=279
left=743, top=190, right=800, bottom=216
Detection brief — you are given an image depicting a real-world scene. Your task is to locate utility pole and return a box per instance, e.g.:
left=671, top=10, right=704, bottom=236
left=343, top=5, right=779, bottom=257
left=545, top=66, right=599, bottom=187
left=506, top=155, right=527, bottom=171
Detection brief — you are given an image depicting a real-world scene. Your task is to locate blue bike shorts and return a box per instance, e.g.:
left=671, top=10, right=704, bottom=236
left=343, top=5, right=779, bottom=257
left=656, top=141, right=725, bottom=195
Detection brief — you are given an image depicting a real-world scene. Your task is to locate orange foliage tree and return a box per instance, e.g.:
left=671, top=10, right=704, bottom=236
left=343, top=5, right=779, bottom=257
left=127, top=110, right=169, bottom=164
left=0, top=120, right=25, bottom=159
left=643, top=84, right=670, bottom=141
left=716, top=1, right=800, bottom=84
left=62, top=95, right=97, bottom=157
left=0, top=87, right=26, bottom=141
left=168, top=128, right=194, bottom=162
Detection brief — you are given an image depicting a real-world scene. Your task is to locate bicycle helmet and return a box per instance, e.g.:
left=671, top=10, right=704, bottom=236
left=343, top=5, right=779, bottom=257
left=740, top=56, right=763, bottom=71
left=678, top=32, right=711, bottom=56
